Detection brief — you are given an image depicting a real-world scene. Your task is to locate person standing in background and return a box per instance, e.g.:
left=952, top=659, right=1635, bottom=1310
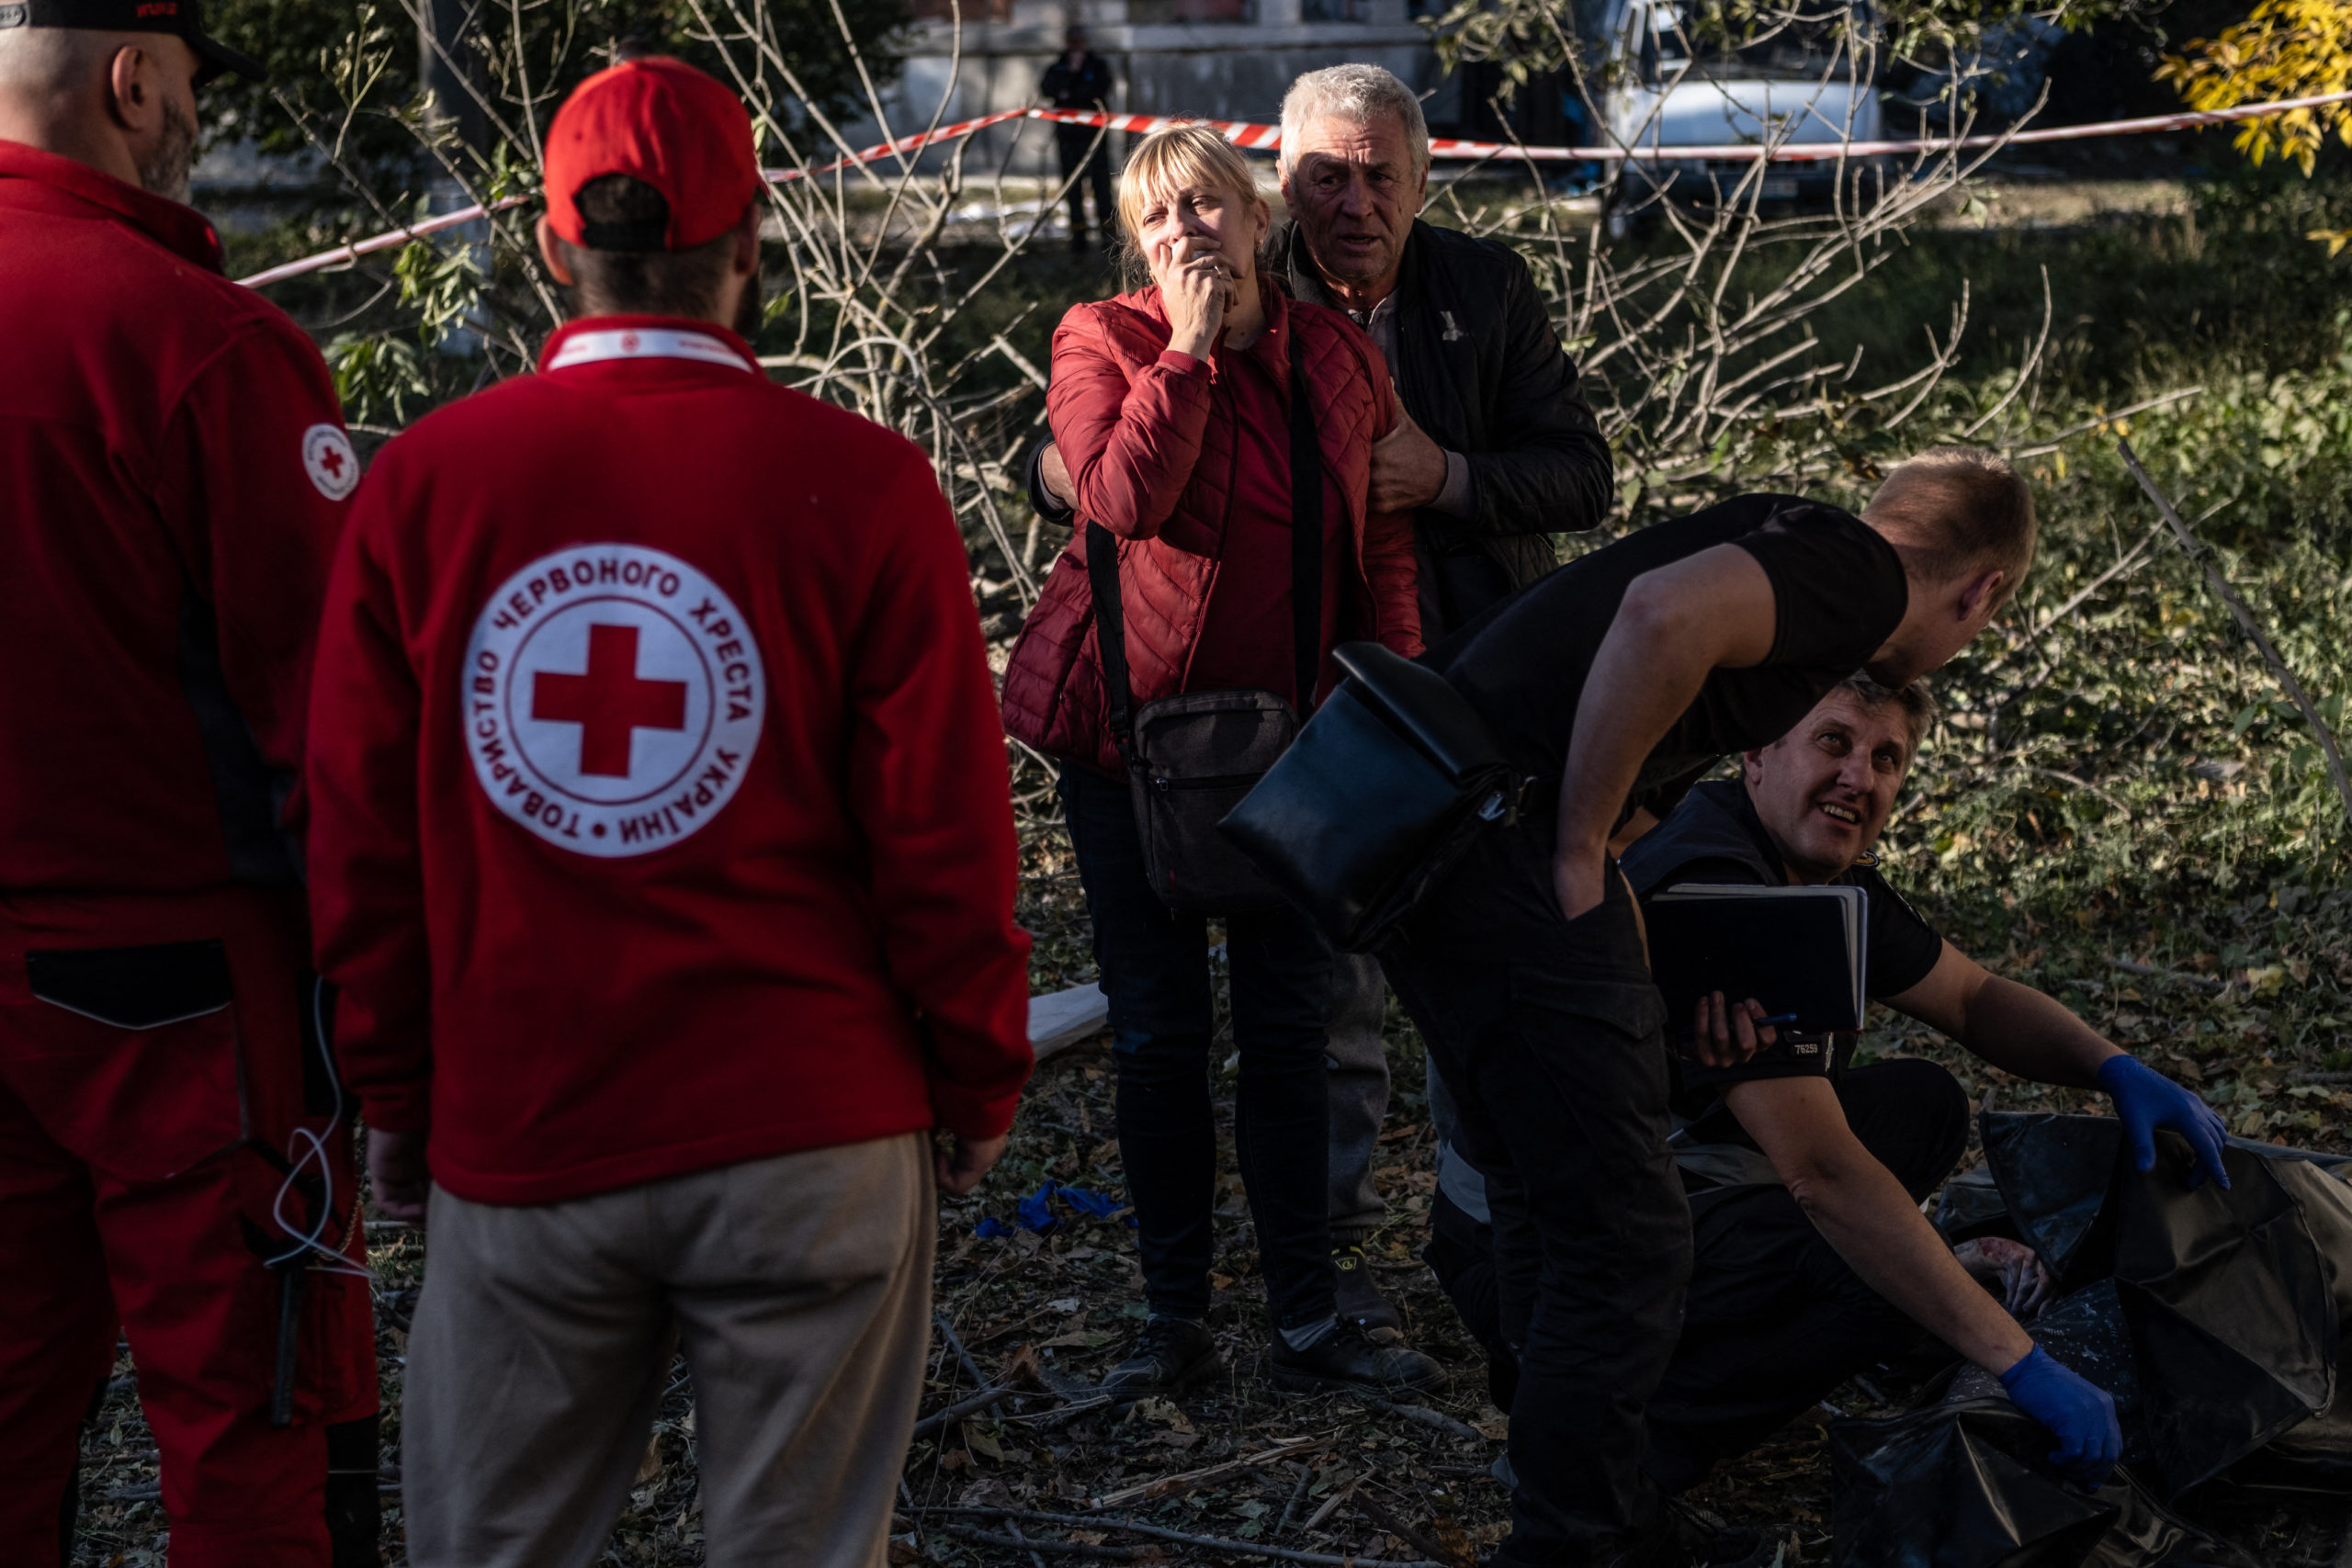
left=0, top=6, right=380, bottom=1562
left=1042, top=26, right=1115, bottom=253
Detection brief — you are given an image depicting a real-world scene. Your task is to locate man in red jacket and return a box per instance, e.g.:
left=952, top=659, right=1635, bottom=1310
left=305, top=56, right=1035, bottom=1564
left=0, top=6, right=380, bottom=1566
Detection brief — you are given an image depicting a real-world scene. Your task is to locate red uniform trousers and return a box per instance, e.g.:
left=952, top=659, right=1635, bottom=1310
left=0, top=886, right=379, bottom=1567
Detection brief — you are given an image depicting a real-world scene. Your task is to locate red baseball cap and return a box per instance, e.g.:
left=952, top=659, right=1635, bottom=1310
left=543, top=56, right=762, bottom=251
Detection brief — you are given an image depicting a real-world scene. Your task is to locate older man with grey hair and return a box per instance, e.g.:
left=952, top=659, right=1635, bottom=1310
left=1028, top=62, right=1614, bottom=1349
left=1268, top=61, right=1613, bottom=1345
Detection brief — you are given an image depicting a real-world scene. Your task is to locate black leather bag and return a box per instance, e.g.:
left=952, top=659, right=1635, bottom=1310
left=1217, top=640, right=1532, bottom=952
left=1089, top=332, right=1323, bottom=915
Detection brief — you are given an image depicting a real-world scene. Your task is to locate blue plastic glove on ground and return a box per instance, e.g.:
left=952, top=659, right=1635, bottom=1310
left=2098, top=1054, right=2231, bottom=1190
left=2001, top=1346, right=2121, bottom=1485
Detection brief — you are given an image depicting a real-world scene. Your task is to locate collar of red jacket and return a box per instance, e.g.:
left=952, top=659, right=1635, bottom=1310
left=1128, top=275, right=1298, bottom=377
left=0, top=139, right=225, bottom=273
left=538, top=315, right=763, bottom=377
left=1133, top=272, right=1294, bottom=333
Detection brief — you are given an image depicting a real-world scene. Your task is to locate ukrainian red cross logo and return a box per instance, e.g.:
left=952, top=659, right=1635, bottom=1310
left=301, top=423, right=359, bottom=501
left=530, top=623, right=688, bottom=776
left=463, top=545, right=765, bottom=858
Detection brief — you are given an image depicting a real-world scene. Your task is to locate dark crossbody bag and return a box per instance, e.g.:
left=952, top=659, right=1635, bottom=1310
left=1086, top=331, right=1324, bottom=915
left=1218, top=641, right=1535, bottom=953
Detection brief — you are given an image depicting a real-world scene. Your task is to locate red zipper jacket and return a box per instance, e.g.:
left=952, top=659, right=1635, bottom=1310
left=999, top=283, right=1422, bottom=777
left=306, top=318, right=1035, bottom=1205
left=0, top=141, right=356, bottom=893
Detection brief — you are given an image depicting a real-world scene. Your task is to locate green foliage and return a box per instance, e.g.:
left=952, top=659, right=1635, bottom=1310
left=205, top=0, right=909, bottom=185
left=1467, top=166, right=2352, bottom=1128
left=2157, top=0, right=2352, bottom=176
left=1423, top=0, right=2150, bottom=103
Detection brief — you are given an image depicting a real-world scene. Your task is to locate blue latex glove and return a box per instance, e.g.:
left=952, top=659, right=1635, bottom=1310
left=2097, top=1054, right=2230, bottom=1190
left=2001, top=1346, right=2121, bottom=1485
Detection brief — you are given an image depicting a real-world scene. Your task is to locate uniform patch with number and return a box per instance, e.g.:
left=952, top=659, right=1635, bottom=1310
left=462, top=544, right=765, bottom=857
left=301, top=423, right=360, bottom=500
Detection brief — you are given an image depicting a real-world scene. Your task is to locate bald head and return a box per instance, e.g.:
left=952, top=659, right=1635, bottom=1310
left=0, top=28, right=201, bottom=200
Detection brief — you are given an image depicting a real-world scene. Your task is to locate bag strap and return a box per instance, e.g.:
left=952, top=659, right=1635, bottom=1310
left=1286, top=324, right=1324, bottom=719
left=1084, top=519, right=1136, bottom=758
left=1082, top=319, right=1329, bottom=758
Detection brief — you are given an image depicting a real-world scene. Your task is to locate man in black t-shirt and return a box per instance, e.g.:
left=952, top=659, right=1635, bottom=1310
left=1381, top=450, right=2043, bottom=1567
left=1426, top=676, right=2223, bottom=1506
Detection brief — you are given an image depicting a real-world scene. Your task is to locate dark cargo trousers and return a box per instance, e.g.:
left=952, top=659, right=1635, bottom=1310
left=1382, top=823, right=1689, bottom=1565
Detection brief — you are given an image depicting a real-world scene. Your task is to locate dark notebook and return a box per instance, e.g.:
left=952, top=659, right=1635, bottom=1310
left=1645, top=883, right=1870, bottom=1035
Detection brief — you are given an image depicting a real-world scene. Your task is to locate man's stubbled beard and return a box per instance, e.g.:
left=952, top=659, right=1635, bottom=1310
left=138, top=93, right=196, bottom=204
left=733, top=265, right=764, bottom=342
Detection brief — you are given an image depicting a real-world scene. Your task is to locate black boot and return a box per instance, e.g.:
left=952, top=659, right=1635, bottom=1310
left=1100, top=1315, right=1221, bottom=1398
left=1332, top=1241, right=1403, bottom=1342
left=1267, top=1322, right=1444, bottom=1394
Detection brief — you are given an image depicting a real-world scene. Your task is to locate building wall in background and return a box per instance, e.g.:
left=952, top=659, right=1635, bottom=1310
left=847, top=0, right=1461, bottom=176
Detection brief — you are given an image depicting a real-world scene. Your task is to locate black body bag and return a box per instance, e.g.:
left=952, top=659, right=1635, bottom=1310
left=1218, top=640, right=1532, bottom=952
left=1087, top=332, right=1323, bottom=915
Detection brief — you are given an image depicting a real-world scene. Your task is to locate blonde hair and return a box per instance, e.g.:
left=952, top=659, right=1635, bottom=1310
left=1863, top=446, right=2038, bottom=589
left=1114, top=123, right=1266, bottom=251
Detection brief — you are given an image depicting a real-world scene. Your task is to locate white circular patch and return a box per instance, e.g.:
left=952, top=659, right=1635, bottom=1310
left=301, top=423, right=360, bottom=501
left=462, top=544, right=765, bottom=858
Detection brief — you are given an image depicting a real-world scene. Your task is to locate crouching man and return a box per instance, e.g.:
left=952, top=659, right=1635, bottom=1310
left=1428, top=675, right=2230, bottom=1508
left=1383, top=448, right=2065, bottom=1566
left=304, top=57, right=1034, bottom=1566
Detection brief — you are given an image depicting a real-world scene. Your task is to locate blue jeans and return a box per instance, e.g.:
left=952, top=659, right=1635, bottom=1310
left=1060, top=764, right=1337, bottom=1330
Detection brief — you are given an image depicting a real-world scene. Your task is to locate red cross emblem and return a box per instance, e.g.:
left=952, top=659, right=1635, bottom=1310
left=317, top=446, right=345, bottom=479
left=530, top=623, right=688, bottom=777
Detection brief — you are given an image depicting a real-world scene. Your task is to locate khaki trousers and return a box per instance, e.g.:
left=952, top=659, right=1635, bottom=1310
left=401, top=1134, right=934, bottom=1568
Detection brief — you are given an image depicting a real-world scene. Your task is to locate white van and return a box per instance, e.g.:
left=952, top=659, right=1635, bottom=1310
left=1596, top=0, right=1885, bottom=222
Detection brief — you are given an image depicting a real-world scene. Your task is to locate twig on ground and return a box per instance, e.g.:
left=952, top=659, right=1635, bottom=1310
left=1276, top=1460, right=1313, bottom=1537
left=942, top=1524, right=1136, bottom=1560
left=1356, top=1393, right=1485, bottom=1444
left=910, top=1382, right=1017, bottom=1438
left=937, top=1310, right=989, bottom=1390
left=1091, top=1436, right=1329, bottom=1506
left=1351, top=1486, right=1464, bottom=1566
left=1005, top=1514, right=1050, bottom=1568
left=1301, top=1478, right=1357, bottom=1531
left=899, top=1479, right=931, bottom=1560
left=922, top=1505, right=1447, bottom=1567
left=2120, top=438, right=2352, bottom=835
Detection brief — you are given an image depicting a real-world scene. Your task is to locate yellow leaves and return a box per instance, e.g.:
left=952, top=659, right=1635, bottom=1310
left=2161, top=0, right=2352, bottom=177
left=2310, top=227, right=2352, bottom=254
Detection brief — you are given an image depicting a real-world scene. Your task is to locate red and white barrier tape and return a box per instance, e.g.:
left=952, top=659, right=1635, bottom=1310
left=238, top=87, right=2352, bottom=289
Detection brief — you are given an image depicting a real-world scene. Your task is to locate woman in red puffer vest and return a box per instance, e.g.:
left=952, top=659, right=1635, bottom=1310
left=999, top=125, right=1433, bottom=1402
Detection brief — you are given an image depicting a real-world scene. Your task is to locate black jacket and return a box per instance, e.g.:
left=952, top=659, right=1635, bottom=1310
left=1279, top=218, right=1614, bottom=624
left=1041, top=53, right=1114, bottom=111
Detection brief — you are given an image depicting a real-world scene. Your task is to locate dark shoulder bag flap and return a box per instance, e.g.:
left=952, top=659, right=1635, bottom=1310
left=1332, top=642, right=1510, bottom=781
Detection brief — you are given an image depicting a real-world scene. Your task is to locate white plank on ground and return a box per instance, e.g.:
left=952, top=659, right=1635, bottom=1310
left=1027, top=982, right=1107, bottom=1063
